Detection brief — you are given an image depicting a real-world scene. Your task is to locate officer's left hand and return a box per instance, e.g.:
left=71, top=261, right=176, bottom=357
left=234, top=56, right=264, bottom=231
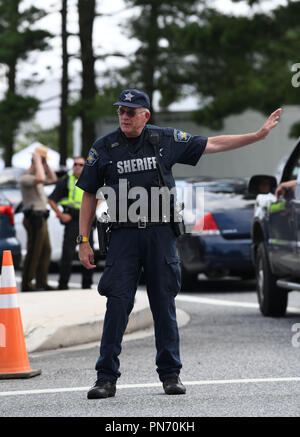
left=78, top=243, right=96, bottom=270
left=257, top=108, right=282, bottom=139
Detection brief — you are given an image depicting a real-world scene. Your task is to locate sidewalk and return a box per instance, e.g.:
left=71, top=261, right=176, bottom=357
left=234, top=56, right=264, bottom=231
left=18, top=288, right=154, bottom=353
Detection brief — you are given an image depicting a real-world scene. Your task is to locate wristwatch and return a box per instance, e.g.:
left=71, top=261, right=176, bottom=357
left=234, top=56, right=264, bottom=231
left=76, top=235, right=89, bottom=244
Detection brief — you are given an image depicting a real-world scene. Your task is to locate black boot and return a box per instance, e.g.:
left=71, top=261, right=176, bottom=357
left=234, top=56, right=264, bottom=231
left=163, top=376, right=186, bottom=395
left=87, top=380, right=116, bottom=399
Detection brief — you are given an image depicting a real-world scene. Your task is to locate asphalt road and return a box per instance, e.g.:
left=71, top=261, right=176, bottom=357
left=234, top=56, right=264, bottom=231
left=1, top=272, right=300, bottom=420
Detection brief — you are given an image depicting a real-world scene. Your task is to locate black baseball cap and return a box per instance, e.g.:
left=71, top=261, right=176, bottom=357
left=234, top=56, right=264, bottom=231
left=113, top=89, right=151, bottom=110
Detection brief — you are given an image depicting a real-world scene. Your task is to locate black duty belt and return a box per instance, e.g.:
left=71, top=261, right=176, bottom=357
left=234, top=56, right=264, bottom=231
left=24, top=209, right=49, bottom=219
left=111, top=219, right=171, bottom=230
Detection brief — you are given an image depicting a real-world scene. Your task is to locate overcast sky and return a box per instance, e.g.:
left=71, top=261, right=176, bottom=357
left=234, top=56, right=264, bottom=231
left=3, top=0, right=288, bottom=129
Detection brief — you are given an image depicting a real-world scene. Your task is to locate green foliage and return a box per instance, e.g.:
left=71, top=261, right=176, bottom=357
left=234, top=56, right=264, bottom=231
left=289, top=121, right=300, bottom=139
left=68, top=86, right=123, bottom=120
left=0, top=93, right=39, bottom=145
left=17, top=122, right=74, bottom=156
left=114, top=0, right=299, bottom=136
left=17, top=123, right=60, bottom=152
left=118, top=0, right=202, bottom=110
left=0, top=1, right=51, bottom=64
left=168, top=2, right=300, bottom=134
left=0, top=0, right=52, bottom=164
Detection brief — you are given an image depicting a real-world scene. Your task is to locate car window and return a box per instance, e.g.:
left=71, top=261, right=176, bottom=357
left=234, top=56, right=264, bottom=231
left=195, top=179, right=248, bottom=195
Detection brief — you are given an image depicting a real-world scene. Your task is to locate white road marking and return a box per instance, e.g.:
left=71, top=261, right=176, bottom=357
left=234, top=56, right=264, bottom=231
left=176, top=294, right=300, bottom=313
left=5, top=278, right=300, bottom=398
left=176, top=294, right=258, bottom=308
left=2, top=377, right=300, bottom=397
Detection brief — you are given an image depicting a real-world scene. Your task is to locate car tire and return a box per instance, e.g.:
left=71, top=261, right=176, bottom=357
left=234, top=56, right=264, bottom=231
left=256, top=242, right=288, bottom=317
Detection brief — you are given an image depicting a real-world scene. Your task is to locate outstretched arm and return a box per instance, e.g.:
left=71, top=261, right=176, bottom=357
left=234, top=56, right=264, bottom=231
left=204, top=108, right=282, bottom=154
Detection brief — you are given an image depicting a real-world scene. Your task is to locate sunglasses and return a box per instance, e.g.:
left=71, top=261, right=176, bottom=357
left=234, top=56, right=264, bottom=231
left=74, top=163, right=84, bottom=167
left=117, top=108, right=146, bottom=118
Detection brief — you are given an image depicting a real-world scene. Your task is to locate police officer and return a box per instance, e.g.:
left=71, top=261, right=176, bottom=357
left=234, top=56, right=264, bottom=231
left=48, top=157, right=93, bottom=290
left=20, top=145, right=57, bottom=291
left=77, top=89, right=281, bottom=399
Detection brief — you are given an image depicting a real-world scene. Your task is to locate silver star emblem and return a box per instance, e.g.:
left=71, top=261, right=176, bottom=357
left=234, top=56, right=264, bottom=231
left=124, top=92, right=134, bottom=102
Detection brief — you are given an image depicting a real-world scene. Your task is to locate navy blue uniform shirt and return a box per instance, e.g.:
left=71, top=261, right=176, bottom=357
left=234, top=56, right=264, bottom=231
left=77, top=125, right=207, bottom=221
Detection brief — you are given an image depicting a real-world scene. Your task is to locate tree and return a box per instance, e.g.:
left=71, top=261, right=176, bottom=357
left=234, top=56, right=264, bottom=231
left=119, top=0, right=202, bottom=121
left=18, top=122, right=73, bottom=154
left=59, top=0, right=69, bottom=166
left=168, top=1, right=300, bottom=136
left=0, top=0, right=52, bottom=166
left=17, top=123, right=59, bottom=152
left=77, top=0, right=97, bottom=158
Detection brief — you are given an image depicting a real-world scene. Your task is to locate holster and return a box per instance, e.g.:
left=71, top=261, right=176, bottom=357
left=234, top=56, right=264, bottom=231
left=96, top=217, right=111, bottom=256
left=171, top=219, right=186, bottom=238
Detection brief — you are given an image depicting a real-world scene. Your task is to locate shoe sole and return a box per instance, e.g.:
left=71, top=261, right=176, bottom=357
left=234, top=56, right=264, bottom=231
left=163, top=384, right=186, bottom=395
left=164, top=389, right=186, bottom=395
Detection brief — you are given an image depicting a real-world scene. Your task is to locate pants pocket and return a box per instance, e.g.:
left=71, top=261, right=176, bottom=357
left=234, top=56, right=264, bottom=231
left=165, top=255, right=181, bottom=296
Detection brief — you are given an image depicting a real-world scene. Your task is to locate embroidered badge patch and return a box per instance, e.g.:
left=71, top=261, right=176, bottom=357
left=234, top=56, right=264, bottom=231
left=86, top=148, right=99, bottom=166
left=174, top=129, right=191, bottom=143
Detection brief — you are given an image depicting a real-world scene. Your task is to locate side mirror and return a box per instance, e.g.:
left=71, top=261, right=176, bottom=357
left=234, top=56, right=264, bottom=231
left=248, top=175, right=277, bottom=196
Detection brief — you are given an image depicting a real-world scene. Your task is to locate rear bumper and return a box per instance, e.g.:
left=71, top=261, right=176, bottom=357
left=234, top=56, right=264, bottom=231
left=177, top=233, right=253, bottom=276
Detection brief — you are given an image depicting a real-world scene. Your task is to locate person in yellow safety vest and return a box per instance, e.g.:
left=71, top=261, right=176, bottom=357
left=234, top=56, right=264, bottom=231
left=48, top=157, right=94, bottom=290
left=59, top=172, right=84, bottom=211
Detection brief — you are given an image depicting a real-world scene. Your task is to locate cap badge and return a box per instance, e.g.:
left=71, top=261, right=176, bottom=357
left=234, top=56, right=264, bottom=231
left=124, top=92, right=134, bottom=102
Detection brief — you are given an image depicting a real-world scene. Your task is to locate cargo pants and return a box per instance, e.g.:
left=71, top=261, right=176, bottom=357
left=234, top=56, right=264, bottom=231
left=96, top=224, right=182, bottom=382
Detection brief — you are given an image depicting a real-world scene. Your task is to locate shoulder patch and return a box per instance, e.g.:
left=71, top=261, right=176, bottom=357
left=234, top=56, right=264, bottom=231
left=174, top=129, right=191, bottom=143
left=86, top=147, right=99, bottom=166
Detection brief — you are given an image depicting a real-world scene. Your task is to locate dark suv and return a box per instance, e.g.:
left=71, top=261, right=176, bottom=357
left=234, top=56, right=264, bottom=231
left=248, top=137, right=300, bottom=317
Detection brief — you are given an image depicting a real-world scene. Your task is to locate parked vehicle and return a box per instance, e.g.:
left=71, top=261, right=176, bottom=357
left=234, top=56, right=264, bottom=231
left=0, top=190, right=21, bottom=268
left=176, top=176, right=255, bottom=290
left=248, top=137, right=300, bottom=317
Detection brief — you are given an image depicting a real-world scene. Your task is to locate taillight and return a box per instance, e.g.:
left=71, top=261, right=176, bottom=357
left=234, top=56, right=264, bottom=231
left=193, top=213, right=220, bottom=234
left=0, top=205, right=14, bottom=225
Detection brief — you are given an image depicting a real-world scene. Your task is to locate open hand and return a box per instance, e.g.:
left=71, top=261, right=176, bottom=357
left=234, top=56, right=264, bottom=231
left=258, top=108, right=282, bottom=139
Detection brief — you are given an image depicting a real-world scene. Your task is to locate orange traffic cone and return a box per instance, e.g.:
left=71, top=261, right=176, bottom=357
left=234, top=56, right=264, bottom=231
left=0, top=250, right=41, bottom=379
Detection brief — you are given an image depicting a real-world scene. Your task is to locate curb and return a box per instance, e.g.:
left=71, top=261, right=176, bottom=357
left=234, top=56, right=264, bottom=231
left=19, top=288, right=190, bottom=353
left=26, top=305, right=154, bottom=353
